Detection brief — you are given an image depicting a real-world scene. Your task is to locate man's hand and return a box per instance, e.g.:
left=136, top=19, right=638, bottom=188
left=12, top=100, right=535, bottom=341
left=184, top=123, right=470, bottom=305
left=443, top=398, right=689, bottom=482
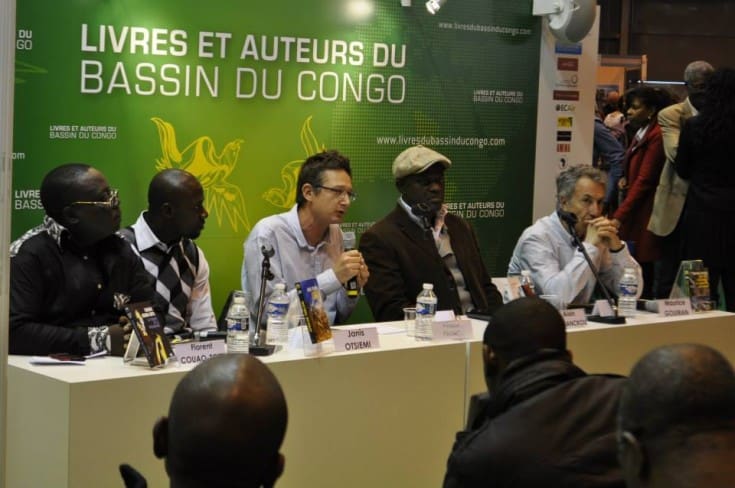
left=333, top=249, right=363, bottom=284
left=584, top=216, right=623, bottom=250
left=108, top=316, right=134, bottom=356
left=356, top=258, right=370, bottom=289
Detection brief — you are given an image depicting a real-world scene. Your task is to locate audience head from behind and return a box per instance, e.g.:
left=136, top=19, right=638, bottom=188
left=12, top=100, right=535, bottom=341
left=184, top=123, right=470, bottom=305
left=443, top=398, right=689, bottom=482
left=482, top=296, right=568, bottom=389
left=153, top=355, right=288, bottom=488
left=443, top=297, right=626, bottom=488
left=40, top=163, right=121, bottom=247
left=618, top=344, right=735, bottom=488
left=682, top=60, right=714, bottom=111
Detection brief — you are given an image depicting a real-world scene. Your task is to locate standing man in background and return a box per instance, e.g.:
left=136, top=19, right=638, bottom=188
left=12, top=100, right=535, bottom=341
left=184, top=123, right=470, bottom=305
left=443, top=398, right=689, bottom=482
left=242, top=150, right=369, bottom=325
left=360, top=145, right=502, bottom=322
left=648, top=60, right=714, bottom=298
left=120, top=169, right=217, bottom=334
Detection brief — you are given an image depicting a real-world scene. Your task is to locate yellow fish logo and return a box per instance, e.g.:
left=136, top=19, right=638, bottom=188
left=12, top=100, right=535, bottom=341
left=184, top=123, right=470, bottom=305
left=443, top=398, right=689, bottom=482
left=151, top=117, right=250, bottom=232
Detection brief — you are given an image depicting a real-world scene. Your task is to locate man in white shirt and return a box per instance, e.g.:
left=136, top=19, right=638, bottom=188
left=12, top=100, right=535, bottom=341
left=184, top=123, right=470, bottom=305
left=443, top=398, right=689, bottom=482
left=121, top=169, right=217, bottom=334
left=508, top=165, right=641, bottom=306
left=242, top=150, right=369, bottom=325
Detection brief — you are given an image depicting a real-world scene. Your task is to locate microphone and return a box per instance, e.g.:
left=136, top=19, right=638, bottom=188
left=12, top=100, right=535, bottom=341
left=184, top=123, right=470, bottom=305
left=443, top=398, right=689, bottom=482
left=411, top=202, right=435, bottom=232
left=559, top=210, right=625, bottom=324
left=342, top=231, right=359, bottom=298
left=558, top=210, right=578, bottom=227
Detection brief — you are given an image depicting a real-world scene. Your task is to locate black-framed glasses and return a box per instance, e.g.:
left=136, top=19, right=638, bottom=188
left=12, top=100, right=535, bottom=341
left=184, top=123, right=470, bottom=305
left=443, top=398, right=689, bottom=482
left=70, top=189, right=120, bottom=209
left=315, top=185, right=358, bottom=202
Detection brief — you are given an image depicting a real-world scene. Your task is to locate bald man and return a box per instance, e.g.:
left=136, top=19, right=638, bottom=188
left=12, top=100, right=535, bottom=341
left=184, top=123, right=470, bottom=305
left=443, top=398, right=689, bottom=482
left=618, top=344, right=735, bottom=488
left=444, top=297, right=625, bottom=487
left=121, top=169, right=216, bottom=333
left=121, top=355, right=288, bottom=488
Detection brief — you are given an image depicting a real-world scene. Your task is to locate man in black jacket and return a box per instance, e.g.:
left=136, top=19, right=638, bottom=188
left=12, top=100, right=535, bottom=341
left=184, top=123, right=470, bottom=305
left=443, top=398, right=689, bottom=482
left=444, top=297, right=626, bottom=488
left=360, top=145, right=502, bottom=321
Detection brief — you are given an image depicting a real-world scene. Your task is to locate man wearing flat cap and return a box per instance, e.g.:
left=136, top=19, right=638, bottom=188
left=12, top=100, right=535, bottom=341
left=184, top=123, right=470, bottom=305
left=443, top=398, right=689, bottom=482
left=359, top=145, right=502, bottom=322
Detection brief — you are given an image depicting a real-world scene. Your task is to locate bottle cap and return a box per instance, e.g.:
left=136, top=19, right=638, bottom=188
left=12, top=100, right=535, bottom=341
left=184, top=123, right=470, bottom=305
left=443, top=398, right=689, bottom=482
left=422, top=283, right=434, bottom=290
left=275, top=283, right=286, bottom=291
left=233, top=296, right=245, bottom=304
left=521, top=270, right=531, bottom=276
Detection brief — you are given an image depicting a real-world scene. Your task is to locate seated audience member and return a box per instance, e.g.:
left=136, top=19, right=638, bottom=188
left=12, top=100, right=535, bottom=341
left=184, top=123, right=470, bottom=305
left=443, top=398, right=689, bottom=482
left=9, top=163, right=152, bottom=356
left=444, top=297, right=626, bottom=488
left=360, top=145, right=502, bottom=321
left=618, top=344, right=735, bottom=488
left=120, top=354, right=288, bottom=488
left=120, top=169, right=216, bottom=334
left=242, top=150, right=369, bottom=325
left=508, top=165, right=641, bottom=307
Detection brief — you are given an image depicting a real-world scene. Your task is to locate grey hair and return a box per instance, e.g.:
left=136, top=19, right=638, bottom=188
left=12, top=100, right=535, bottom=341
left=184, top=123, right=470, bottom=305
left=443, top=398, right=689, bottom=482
left=556, top=165, right=606, bottom=208
left=684, top=60, right=714, bottom=83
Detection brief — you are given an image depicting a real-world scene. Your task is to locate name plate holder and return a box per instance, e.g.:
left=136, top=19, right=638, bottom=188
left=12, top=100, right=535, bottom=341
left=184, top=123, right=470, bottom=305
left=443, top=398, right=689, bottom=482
left=657, top=298, right=693, bottom=317
left=172, top=339, right=226, bottom=366
left=561, top=308, right=587, bottom=327
left=431, top=319, right=473, bottom=341
left=333, top=327, right=380, bottom=353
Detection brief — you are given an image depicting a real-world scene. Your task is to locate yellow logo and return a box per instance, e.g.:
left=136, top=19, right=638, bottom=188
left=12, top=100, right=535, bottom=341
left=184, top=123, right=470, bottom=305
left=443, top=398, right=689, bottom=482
left=152, top=117, right=250, bottom=232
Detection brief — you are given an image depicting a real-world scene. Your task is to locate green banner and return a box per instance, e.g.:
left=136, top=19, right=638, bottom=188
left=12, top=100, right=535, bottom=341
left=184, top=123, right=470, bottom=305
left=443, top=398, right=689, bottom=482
left=13, top=0, right=540, bottom=321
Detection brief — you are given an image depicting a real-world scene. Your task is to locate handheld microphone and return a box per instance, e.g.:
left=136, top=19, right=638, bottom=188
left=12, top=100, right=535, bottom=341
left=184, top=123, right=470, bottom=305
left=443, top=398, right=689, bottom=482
left=342, top=231, right=359, bottom=298
left=558, top=210, right=578, bottom=227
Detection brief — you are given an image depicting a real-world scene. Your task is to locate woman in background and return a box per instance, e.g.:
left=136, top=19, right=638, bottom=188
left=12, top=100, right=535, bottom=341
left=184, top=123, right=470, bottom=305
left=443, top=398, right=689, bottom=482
left=675, top=67, right=735, bottom=311
left=612, top=86, right=673, bottom=298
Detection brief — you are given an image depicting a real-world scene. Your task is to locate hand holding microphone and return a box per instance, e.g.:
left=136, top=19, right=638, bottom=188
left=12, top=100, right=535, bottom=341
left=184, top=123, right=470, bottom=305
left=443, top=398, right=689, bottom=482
left=340, top=232, right=369, bottom=297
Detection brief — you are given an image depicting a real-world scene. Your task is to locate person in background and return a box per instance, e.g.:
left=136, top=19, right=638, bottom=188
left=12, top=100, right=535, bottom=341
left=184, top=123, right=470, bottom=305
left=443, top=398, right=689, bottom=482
left=612, top=86, right=673, bottom=298
left=594, top=107, right=626, bottom=211
left=444, top=297, right=626, bottom=488
left=359, top=145, right=502, bottom=322
left=9, top=163, right=152, bottom=356
left=617, top=344, right=735, bottom=488
left=648, top=60, right=714, bottom=299
left=674, top=67, right=735, bottom=311
left=508, top=165, right=641, bottom=307
left=242, top=150, right=369, bottom=325
left=120, top=169, right=217, bottom=335
left=120, top=354, right=288, bottom=488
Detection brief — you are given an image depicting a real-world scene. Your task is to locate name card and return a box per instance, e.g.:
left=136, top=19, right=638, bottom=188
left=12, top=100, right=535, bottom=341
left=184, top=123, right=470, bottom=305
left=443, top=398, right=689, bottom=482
left=592, top=299, right=614, bottom=317
left=431, top=319, right=473, bottom=341
left=173, top=339, right=226, bottom=366
left=658, top=298, right=693, bottom=317
left=333, top=327, right=380, bottom=352
left=561, top=308, right=587, bottom=327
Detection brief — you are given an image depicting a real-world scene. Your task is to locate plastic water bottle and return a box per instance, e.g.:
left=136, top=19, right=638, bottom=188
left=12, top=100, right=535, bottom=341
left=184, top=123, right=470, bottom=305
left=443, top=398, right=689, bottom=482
left=415, top=283, right=438, bottom=341
left=226, top=294, right=250, bottom=353
left=520, top=270, right=536, bottom=297
left=618, top=267, right=639, bottom=317
left=266, top=283, right=290, bottom=346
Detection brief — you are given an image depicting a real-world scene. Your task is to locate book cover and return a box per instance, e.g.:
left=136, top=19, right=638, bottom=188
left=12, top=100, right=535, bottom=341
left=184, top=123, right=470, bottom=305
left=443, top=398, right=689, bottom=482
left=294, top=278, right=332, bottom=344
left=124, top=301, right=174, bottom=368
left=686, top=270, right=714, bottom=312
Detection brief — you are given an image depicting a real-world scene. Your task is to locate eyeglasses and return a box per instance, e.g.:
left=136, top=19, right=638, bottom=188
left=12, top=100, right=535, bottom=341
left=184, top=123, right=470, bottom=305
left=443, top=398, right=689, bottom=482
left=315, top=185, right=358, bottom=202
left=70, top=189, right=120, bottom=209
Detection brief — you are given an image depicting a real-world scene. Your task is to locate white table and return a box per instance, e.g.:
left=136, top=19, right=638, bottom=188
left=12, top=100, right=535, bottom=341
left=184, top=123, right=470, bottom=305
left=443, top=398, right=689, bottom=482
left=6, top=311, right=735, bottom=488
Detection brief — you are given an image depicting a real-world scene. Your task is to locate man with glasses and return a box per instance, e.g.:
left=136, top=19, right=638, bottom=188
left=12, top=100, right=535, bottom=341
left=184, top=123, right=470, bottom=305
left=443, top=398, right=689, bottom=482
left=242, top=150, right=369, bottom=325
left=9, top=163, right=154, bottom=355
left=120, top=169, right=217, bottom=335
left=360, top=145, right=502, bottom=321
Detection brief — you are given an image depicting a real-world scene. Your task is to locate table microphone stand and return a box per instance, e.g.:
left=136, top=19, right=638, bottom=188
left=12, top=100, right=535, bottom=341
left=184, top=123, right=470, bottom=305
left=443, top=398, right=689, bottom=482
left=562, top=212, right=626, bottom=325
left=250, top=245, right=277, bottom=356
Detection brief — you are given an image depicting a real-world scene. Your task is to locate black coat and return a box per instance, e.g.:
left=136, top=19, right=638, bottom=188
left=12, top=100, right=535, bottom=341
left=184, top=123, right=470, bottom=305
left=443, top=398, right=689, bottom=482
left=444, top=351, right=626, bottom=488
left=359, top=205, right=502, bottom=322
